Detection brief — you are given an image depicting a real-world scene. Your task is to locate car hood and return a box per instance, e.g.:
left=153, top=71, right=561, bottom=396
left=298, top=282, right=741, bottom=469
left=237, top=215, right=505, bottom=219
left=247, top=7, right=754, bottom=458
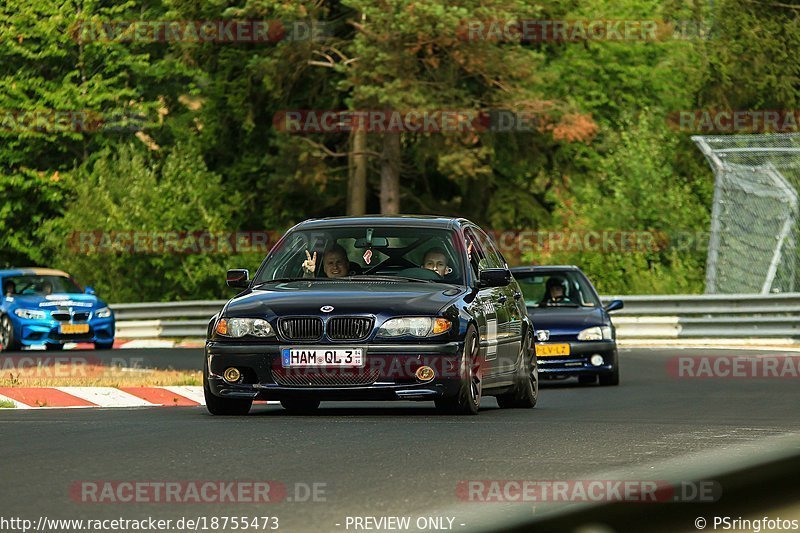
left=526, top=306, right=608, bottom=335
left=9, top=293, right=105, bottom=310
left=225, top=281, right=467, bottom=317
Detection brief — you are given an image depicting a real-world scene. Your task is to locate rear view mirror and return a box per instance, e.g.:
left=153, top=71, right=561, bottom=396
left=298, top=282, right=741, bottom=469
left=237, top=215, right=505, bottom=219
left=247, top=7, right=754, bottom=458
left=84, top=286, right=96, bottom=295
left=226, top=269, right=250, bottom=289
left=604, top=299, right=624, bottom=312
left=354, top=237, right=389, bottom=248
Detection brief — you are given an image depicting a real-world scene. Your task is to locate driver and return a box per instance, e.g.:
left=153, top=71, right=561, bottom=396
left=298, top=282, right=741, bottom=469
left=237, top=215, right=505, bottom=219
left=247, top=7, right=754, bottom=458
left=422, top=247, right=451, bottom=277
left=42, top=280, right=53, bottom=295
left=3, top=281, right=15, bottom=297
left=302, top=244, right=351, bottom=278
left=539, top=276, right=573, bottom=306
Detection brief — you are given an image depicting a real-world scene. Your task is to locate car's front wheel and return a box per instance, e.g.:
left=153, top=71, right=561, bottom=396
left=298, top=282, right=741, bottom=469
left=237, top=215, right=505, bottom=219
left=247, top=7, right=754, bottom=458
left=203, top=360, right=252, bottom=416
left=0, top=316, right=20, bottom=352
left=435, top=325, right=481, bottom=415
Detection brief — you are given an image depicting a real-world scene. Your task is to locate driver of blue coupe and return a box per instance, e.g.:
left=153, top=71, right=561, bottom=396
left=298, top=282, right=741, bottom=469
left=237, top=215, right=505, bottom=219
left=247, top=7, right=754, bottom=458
left=301, top=244, right=352, bottom=278
left=422, top=247, right=451, bottom=277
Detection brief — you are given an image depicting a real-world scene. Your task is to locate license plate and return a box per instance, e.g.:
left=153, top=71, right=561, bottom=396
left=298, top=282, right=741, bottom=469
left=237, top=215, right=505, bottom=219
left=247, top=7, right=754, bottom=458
left=535, top=343, right=570, bottom=357
left=60, top=324, right=90, bottom=334
left=281, top=347, right=364, bottom=367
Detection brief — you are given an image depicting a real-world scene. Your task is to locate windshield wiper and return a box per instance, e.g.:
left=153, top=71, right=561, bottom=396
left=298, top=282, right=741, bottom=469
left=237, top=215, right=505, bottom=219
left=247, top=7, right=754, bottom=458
left=349, top=275, right=434, bottom=283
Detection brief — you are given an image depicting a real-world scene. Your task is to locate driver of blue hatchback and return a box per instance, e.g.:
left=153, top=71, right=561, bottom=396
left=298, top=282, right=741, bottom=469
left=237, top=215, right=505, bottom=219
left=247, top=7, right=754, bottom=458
left=539, top=276, right=574, bottom=306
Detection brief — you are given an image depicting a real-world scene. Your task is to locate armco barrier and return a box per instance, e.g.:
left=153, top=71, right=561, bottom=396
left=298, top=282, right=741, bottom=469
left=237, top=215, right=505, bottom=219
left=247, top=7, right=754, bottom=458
left=109, top=294, right=800, bottom=341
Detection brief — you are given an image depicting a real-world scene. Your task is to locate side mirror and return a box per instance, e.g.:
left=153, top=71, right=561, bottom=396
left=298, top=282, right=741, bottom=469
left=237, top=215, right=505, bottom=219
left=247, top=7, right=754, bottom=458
left=226, top=269, right=250, bottom=289
left=84, top=286, right=96, bottom=295
left=478, top=268, right=511, bottom=288
left=604, top=299, right=624, bottom=312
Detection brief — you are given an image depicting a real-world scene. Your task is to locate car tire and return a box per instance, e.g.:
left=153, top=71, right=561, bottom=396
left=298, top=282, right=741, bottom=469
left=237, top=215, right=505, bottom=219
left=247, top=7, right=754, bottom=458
left=599, top=365, right=620, bottom=386
left=45, top=344, right=65, bottom=351
left=496, top=331, right=538, bottom=409
left=578, top=374, right=597, bottom=385
left=0, top=315, right=20, bottom=352
left=280, top=399, right=321, bottom=414
left=435, top=325, right=481, bottom=415
left=203, top=360, right=252, bottom=416
left=95, top=341, right=114, bottom=350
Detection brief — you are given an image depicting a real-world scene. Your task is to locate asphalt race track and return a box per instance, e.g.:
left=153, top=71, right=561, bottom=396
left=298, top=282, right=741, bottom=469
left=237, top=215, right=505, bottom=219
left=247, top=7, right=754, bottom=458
left=1, top=347, right=799, bottom=532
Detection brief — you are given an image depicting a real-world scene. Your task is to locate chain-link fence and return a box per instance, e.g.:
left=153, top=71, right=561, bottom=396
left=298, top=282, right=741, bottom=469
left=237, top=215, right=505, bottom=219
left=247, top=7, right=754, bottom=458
left=694, top=134, right=800, bottom=294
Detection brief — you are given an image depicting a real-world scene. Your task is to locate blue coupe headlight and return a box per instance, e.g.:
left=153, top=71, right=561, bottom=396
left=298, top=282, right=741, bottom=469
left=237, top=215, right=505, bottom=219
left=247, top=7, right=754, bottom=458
left=216, top=318, right=275, bottom=338
left=376, top=317, right=452, bottom=338
left=95, top=306, right=112, bottom=318
left=14, top=308, right=47, bottom=320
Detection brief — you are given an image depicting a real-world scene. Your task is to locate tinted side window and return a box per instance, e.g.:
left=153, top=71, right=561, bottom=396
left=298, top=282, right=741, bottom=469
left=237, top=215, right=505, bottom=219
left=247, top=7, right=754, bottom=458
left=473, top=229, right=504, bottom=269
left=463, top=228, right=486, bottom=278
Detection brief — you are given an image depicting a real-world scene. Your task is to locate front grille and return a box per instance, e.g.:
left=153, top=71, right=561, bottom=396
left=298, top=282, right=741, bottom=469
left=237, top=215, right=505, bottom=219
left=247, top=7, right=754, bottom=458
left=272, top=365, right=380, bottom=387
left=51, top=311, right=71, bottom=322
left=278, top=317, right=323, bottom=341
left=49, top=310, right=91, bottom=322
left=326, top=317, right=373, bottom=341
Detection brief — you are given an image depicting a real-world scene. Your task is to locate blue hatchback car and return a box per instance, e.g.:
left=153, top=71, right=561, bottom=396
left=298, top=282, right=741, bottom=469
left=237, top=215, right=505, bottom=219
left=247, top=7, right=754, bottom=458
left=511, top=265, right=623, bottom=386
left=0, top=268, right=115, bottom=351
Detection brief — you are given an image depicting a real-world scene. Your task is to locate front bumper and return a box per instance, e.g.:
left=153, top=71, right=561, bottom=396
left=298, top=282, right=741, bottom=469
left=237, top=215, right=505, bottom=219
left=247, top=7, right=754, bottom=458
left=536, top=340, right=617, bottom=378
left=17, top=317, right=115, bottom=347
left=206, top=340, right=465, bottom=401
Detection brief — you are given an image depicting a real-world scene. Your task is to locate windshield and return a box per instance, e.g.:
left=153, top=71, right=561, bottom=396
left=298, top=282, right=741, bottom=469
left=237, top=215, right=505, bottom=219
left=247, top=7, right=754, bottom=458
left=514, top=270, right=601, bottom=308
left=254, top=226, right=465, bottom=285
left=3, top=275, right=82, bottom=296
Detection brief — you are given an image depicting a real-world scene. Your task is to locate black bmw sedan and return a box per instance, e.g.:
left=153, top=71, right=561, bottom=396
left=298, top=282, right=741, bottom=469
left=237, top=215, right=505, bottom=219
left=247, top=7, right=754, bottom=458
left=511, top=265, right=623, bottom=386
left=205, top=216, right=537, bottom=415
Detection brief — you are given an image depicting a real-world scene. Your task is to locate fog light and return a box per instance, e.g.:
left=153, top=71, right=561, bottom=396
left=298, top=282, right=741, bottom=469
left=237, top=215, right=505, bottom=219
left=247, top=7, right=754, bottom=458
left=223, top=367, right=242, bottom=383
left=590, top=355, right=604, bottom=367
left=415, top=366, right=435, bottom=382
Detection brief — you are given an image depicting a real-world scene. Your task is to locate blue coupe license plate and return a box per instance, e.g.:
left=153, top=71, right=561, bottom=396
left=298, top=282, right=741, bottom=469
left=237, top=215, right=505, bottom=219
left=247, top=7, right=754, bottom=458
left=281, top=347, right=364, bottom=368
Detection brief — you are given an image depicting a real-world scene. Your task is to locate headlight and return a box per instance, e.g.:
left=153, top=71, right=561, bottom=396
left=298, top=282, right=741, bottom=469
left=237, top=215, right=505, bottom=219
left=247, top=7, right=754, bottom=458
left=376, top=317, right=451, bottom=338
left=95, top=307, right=112, bottom=318
left=13, top=308, right=47, bottom=320
left=216, top=318, right=274, bottom=338
left=577, top=326, right=613, bottom=341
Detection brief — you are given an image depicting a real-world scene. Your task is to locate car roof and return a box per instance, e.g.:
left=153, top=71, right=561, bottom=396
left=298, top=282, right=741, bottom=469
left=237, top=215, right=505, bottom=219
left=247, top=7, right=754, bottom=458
left=0, top=267, right=71, bottom=278
left=294, top=215, right=471, bottom=231
left=511, top=265, right=583, bottom=274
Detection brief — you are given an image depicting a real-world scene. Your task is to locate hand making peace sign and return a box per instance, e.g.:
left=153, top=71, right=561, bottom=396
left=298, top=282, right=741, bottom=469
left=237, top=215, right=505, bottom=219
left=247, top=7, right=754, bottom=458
left=302, top=250, right=317, bottom=275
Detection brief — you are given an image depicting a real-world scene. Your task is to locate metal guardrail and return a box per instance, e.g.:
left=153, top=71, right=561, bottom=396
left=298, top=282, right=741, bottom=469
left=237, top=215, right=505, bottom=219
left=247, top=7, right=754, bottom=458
left=110, top=294, right=800, bottom=341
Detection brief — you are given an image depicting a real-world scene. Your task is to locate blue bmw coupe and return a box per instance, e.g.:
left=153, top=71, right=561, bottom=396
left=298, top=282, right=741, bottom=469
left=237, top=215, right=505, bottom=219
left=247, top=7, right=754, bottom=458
left=0, top=268, right=115, bottom=351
